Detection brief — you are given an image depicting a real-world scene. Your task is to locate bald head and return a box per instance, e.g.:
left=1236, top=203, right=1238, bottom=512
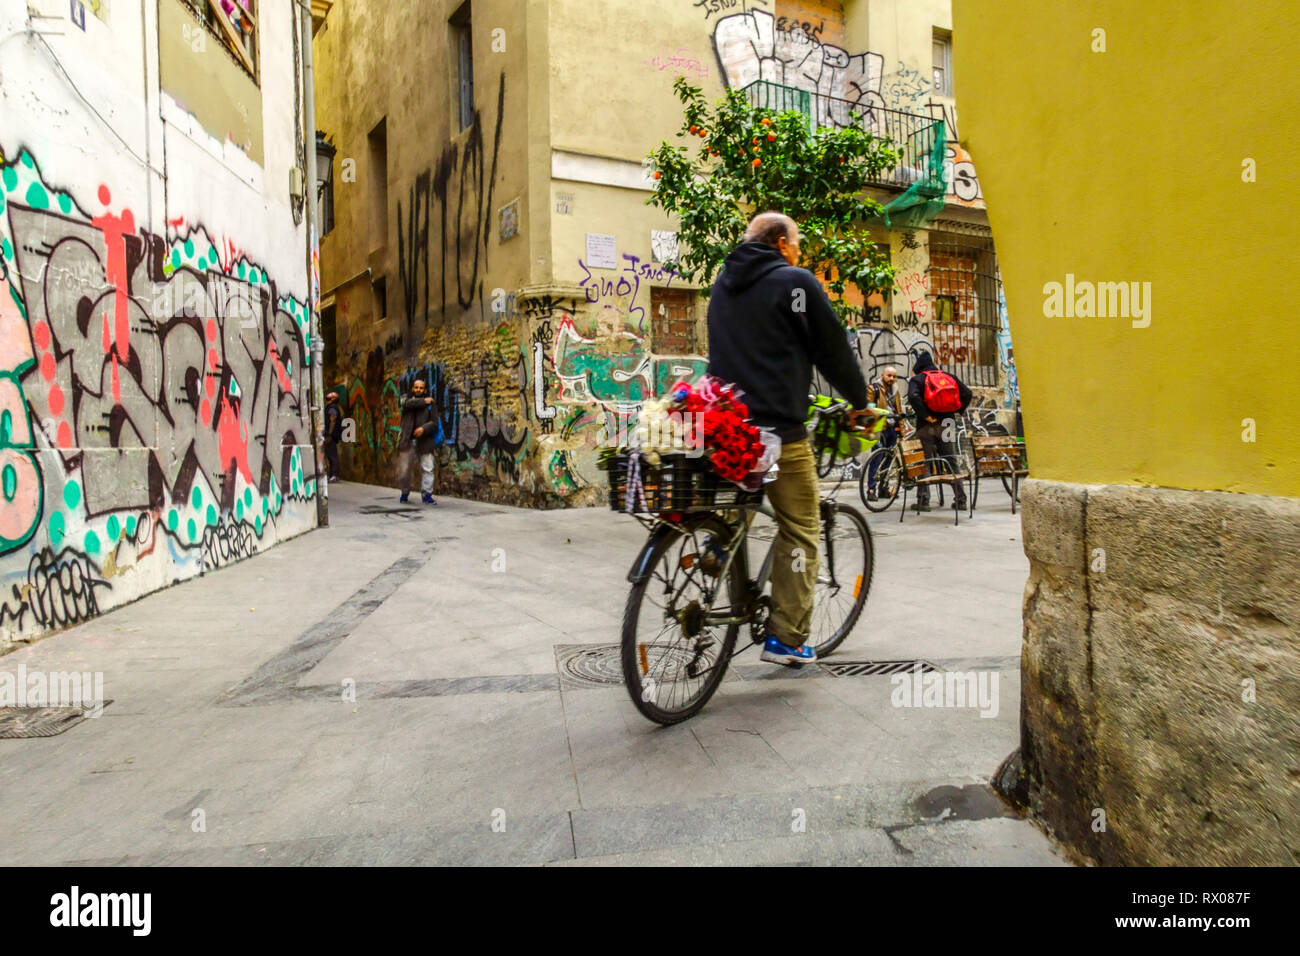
left=743, top=212, right=801, bottom=265
left=744, top=211, right=796, bottom=246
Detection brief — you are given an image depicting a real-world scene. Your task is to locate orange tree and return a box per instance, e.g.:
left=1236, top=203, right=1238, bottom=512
left=647, top=77, right=900, bottom=321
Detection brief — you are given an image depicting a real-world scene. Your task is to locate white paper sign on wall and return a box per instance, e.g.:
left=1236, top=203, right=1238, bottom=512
left=651, top=230, right=678, bottom=264
left=585, top=233, right=618, bottom=269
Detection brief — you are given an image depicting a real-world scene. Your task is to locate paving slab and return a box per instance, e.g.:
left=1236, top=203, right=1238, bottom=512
left=0, top=479, right=1064, bottom=866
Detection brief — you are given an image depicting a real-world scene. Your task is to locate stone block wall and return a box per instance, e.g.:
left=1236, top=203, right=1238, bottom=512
left=1005, top=479, right=1300, bottom=865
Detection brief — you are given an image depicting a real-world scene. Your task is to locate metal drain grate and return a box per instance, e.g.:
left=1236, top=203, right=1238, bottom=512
left=0, top=704, right=108, bottom=738
left=822, top=660, right=938, bottom=677
left=357, top=506, right=424, bottom=519
left=554, top=644, right=624, bottom=687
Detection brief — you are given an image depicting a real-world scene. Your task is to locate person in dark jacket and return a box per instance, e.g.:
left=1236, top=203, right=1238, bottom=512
left=397, top=378, right=440, bottom=504
left=707, top=211, right=870, bottom=667
left=906, top=350, right=972, bottom=511
left=322, top=391, right=344, bottom=481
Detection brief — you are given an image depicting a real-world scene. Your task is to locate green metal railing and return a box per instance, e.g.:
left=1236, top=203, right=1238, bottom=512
left=740, top=80, right=947, bottom=226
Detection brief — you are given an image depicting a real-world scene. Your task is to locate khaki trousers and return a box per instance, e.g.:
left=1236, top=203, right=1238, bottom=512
left=398, top=448, right=435, bottom=494
left=764, top=438, right=820, bottom=646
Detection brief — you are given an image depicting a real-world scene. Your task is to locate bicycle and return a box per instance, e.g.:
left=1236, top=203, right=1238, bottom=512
left=859, top=409, right=1004, bottom=512
left=857, top=415, right=911, bottom=512
left=607, top=401, right=874, bottom=725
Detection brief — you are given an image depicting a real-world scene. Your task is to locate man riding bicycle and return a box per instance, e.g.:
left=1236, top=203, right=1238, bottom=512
left=706, top=212, right=871, bottom=667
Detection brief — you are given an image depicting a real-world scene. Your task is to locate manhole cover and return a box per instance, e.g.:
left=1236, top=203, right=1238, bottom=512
left=555, top=644, right=624, bottom=687
left=0, top=703, right=110, bottom=738
left=556, top=642, right=728, bottom=688
left=822, top=660, right=938, bottom=677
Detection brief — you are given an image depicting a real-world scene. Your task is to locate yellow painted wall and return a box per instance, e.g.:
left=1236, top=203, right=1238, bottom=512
left=953, top=0, right=1300, bottom=497
left=548, top=0, right=727, bottom=164
left=314, top=0, right=533, bottom=329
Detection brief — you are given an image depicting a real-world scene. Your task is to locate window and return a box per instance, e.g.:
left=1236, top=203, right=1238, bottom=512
left=934, top=295, right=956, bottom=324
left=651, top=288, right=698, bottom=355
left=180, top=0, right=259, bottom=82
left=451, top=3, right=474, bottom=131
left=367, top=119, right=388, bottom=252
left=927, top=222, right=1002, bottom=386
left=320, top=304, right=337, bottom=371
left=372, top=277, right=387, bottom=321
left=163, top=1, right=263, bottom=161
left=932, top=30, right=952, bottom=97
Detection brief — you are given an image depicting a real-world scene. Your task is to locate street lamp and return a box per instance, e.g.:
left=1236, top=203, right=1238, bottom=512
left=315, top=131, right=336, bottom=236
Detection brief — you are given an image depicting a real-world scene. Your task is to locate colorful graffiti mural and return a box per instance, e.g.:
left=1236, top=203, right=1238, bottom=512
left=0, top=146, right=315, bottom=641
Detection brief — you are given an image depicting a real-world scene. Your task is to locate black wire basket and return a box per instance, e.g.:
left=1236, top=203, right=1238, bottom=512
left=598, top=451, right=764, bottom=514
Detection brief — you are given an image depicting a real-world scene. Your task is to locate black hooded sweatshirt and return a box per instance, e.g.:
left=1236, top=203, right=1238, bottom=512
left=907, top=350, right=972, bottom=422
left=706, top=242, right=868, bottom=442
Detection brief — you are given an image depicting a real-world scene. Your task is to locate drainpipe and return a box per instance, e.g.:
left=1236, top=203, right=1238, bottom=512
left=299, top=0, right=328, bottom=527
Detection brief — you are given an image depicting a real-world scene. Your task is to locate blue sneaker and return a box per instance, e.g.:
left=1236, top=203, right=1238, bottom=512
left=761, top=635, right=817, bottom=667
left=399, top=492, right=410, bottom=503
left=422, top=492, right=437, bottom=505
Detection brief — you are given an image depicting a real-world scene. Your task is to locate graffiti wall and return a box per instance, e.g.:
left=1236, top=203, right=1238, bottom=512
left=0, top=147, right=315, bottom=642
left=316, top=0, right=1013, bottom=506
left=330, top=250, right=708, bottom=505
left=713, top=9, right=886, bottom=123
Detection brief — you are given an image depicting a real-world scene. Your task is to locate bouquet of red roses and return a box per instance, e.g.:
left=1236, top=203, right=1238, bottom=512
left=670, top=376, right=767, bottom=486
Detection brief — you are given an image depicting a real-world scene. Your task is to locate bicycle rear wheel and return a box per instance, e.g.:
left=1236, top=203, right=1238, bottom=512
left=807, top=502, right=874, bottom=657
left=621, top=517, right=742, bottom=724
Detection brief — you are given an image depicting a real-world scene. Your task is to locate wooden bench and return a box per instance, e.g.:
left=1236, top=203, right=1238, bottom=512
left=972, top=436, right=1030, bottom=514
left=898, top=439, right=973, bottom=526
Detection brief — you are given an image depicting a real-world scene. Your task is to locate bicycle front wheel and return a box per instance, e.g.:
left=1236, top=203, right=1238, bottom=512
left=621, top=517, right=742, bottom=725
left=859, top=447, right=901, bottom=512
left=807, top=503, right=874, bottom=657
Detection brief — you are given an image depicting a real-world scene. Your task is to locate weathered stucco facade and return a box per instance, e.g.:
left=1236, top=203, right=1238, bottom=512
left=2, top=0, right=319, bottom=644
left=957, top=0, right=1300, bottom=863
left=314, top=0, right=1019, bottom=506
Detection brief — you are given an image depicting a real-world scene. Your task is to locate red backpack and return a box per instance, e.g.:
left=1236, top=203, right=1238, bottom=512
left=922, top=370, right=962, bottom=413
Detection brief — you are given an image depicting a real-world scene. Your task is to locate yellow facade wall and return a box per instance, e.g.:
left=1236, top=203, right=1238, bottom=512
left=953, top=0, right=1300, bottom=496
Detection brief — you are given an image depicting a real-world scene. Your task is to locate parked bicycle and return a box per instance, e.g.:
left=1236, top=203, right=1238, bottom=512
left=859, top=409, right=1007, bottom=512
left=605, top=401, right=874, bottom=725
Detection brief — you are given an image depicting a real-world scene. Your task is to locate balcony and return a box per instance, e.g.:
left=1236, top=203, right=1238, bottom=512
left=740, top=80, right=947, bottom=201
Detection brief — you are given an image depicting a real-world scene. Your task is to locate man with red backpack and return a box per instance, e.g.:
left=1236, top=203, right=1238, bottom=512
left=907, top=350, right=972, bottom=512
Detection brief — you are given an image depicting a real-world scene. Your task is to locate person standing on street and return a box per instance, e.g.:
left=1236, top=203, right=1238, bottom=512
left=906, top=350, right=971, bottom=512
left=322, top=391, right=344, bottom=481
left=708, top=211, right=872, bottom=667
left=864, top=365, right=906, bottom=498
left=397, top=378, right=440, bottom=505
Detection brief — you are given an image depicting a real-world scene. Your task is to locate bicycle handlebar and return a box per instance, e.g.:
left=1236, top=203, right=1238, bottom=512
left=815, top=400, right=852, bottom=418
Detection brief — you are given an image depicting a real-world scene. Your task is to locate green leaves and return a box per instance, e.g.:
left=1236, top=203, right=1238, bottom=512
left=647, top=80, right=900, bottom=321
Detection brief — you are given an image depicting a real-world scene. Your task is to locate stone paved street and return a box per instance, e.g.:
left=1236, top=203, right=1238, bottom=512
left=0, top=481, right=1065, bottom=865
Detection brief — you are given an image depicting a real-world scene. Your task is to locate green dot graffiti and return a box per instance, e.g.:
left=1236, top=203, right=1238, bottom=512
left=0, top=148, right=316, bottom=640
